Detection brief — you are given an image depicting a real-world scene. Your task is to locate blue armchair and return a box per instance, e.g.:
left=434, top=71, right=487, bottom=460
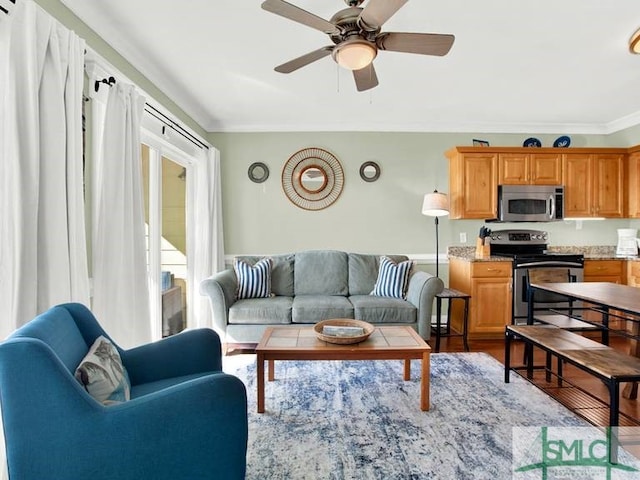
left=0, top=303, right=247, bottom=480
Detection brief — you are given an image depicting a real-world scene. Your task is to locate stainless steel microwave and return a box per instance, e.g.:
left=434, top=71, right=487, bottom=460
left=496, top=185, right=564, bottom=222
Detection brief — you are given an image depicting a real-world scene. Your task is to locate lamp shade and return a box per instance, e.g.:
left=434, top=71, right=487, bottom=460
left=332, top=39, right=377, bottom=71
left=422, top=191, right=449, bottom=217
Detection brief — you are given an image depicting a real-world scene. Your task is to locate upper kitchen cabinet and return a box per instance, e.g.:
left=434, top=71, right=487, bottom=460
left=447, top=148, right=498, bottom=219
left=562, top=152, right=626, bottom=218
left=498, top=153, right=562, bottom=185
left=628, top=146, right=640, bottom=218
left=447, top=146, right=629, bottom=220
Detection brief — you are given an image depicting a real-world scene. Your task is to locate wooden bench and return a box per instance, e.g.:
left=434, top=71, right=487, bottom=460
left=522, top=313, right=604, bottom=366
left=505, top=324, right=640, bottom=428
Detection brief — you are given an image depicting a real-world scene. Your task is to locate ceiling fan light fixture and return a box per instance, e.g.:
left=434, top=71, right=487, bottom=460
left=332, top=39, right=377, bottom=70
left=631, top=27, right=640, bottom=54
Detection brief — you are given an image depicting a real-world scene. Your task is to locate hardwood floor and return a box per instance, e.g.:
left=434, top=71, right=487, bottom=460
left=436, top=333, right=640, bottom=427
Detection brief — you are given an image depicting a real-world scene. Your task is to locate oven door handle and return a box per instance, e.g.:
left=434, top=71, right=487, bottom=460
left=516, top=261, right=584, bottom=268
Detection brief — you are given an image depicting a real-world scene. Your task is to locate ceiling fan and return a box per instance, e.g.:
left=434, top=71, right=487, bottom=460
left=261, top=0, right=455, bottom=92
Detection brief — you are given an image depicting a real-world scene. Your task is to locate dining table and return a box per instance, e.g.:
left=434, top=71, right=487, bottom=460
left=528, top=281, right=640, bottom=398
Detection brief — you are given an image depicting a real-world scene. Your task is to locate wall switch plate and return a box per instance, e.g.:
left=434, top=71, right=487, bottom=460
left=460, top=232, right=467, bottom=243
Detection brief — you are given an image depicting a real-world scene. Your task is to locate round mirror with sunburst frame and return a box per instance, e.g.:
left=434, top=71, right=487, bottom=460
left=281, top=147, right=344, bottom=211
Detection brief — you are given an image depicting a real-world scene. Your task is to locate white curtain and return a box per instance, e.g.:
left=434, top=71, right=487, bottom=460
left=91, top=82, right=151, bottom=349
left=0, top=2, right=89, bottom=478
left=188, top=146, right=225, bottom=331
left=0, top=0, right=89, bottom=338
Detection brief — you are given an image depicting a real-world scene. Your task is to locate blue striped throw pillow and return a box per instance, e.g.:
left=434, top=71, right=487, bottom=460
left=371, top=256, right=414, bottom=299
left=234, top=258, right=272, bottom=299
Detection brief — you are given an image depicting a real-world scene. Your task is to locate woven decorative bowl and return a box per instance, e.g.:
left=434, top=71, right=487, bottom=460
left=314, top=319, right=375, bottom=345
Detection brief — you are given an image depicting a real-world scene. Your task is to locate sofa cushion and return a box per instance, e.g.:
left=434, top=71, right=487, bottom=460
left=229, top=296, right=293, bottom=325
left=235, top=254, right=294, bottom=296
left=292, top=295, right=354, bottom=323
left=348, top=253, right=409, bottom=295
left=294, top=250, right=348, bottom=295
left=349, top=295, right=417, bottom=324
left=371, top=256, right=414, bottom=299
left=74, top=336, right=131, bottom=404
left=234, top=257, right=272, bottom=299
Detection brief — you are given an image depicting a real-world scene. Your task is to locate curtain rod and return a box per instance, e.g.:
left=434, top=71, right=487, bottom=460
left=144, top=104, right=209, bottom=150
left=0, top=0, right=16, bottom=15
left=94, top=76, right=115, bottom=92
left=93, top=76, right=209, bottom=151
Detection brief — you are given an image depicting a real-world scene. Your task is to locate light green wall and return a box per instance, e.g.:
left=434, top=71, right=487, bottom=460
left=608, top=123, right=640, bottom=147
left=31, top=0, right=640, bottom=278
left=209, top=131, right=635, bottom=265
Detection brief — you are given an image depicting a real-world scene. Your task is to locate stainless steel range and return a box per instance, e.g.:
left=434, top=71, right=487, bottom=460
left=488, top=229, right=584, bottom=324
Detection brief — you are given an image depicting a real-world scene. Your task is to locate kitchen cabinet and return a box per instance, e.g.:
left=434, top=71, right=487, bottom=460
left=449, top=258, right=512, bottom=338
left=627, top=148, right=640, bottom=218
left=562, top=153, right=626, bottom=218
left=446, top=146, right=627, bottom=220
left=584, top=259, right=626, bottom=328
left=447, top=150, right=498, bottom=219
left=627, top=261, right=640, bottom=287
left=498, top=153, right=562, bottom=185
left=584, top=259, right=625, bottom=284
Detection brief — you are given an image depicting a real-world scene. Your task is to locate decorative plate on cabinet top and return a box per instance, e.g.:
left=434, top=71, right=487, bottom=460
left=553, top=135, right=571, bottom=148
left=523, top=137, right=542, bottom=147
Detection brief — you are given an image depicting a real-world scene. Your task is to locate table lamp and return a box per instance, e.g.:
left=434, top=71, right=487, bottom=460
left=422, top=190, right=450, bottom=278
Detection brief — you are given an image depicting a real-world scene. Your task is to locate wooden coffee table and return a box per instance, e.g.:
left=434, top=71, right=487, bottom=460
left=255, top=325, right=431, bottom=413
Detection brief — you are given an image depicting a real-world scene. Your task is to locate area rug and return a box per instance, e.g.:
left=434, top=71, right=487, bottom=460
left=223, top=353, right=636, bottom=479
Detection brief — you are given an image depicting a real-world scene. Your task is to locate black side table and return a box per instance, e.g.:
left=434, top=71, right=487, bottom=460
left=433, top=288, right=470, bottom=353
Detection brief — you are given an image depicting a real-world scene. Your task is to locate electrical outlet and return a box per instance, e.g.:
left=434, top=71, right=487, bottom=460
left=460, top=232, right=467, bottom=243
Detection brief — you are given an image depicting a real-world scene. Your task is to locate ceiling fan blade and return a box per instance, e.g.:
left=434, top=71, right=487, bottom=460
left=261, top=0, right=340, bottom=35
left=274, top=46, right=333, bottom=73
left=353, top=63, right=379, bottom=92
left=377, top=32, right=455, bottom=56
left=359, top=0, right=408, bottom=31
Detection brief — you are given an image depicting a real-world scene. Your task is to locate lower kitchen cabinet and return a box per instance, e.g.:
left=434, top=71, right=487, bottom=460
left=628, top=261, right=640, bottom=287
left=584, top=259, right=625, bottom=284
left=449, top=258, right=512, bottom=339
left=583, top=259, right=626, bottom=328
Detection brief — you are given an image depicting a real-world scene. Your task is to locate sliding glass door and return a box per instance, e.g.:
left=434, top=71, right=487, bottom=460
left=141, top=143, right=191, bottom=339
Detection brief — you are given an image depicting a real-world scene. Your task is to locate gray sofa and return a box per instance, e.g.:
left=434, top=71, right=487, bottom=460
left=200, top=250, right=444, bottom=345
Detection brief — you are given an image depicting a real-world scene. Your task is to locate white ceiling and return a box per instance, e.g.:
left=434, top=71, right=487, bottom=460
left=60, top=0, right=640, bottom=134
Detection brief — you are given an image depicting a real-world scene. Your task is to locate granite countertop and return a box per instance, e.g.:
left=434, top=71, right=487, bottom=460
left=448, top=245, right=640, bottom=262
left=447, top=247, right=510, bottom=262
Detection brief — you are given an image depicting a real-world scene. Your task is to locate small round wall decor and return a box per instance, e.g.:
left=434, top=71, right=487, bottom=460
left=281, top=147, right=344, bottom=211
left=248, top=162, right=269, bottom=183
left=359, top=161, right=380, bottom=182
